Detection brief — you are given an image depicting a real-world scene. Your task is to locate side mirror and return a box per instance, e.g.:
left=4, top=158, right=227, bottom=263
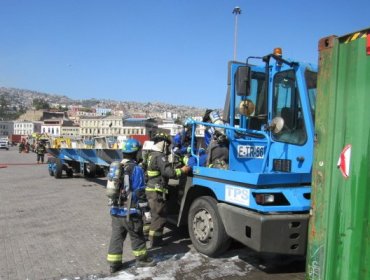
left=235, top=66, right=251, bottom=96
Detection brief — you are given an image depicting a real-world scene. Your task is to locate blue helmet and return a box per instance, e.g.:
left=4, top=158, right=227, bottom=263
left=121, top=139, right=140, bottom=153
left=199, top=147, right=206, bottom=154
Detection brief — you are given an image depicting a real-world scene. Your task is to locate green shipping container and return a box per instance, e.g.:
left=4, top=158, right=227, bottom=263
left=306, top=28, right=370, bottom=279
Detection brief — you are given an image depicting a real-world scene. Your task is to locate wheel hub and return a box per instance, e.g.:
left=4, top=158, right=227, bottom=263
left=192, top=209, right=214, bottom=242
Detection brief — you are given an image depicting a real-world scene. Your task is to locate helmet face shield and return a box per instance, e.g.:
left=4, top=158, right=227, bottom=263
left=152, top=133, right=171, bottom=145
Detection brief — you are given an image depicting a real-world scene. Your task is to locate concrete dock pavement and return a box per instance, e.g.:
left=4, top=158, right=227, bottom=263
left=0, top=147, right=113, bottom=279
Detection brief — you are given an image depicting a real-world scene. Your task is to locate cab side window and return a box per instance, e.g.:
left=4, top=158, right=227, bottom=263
left=234, top=72, right=266, bottom=131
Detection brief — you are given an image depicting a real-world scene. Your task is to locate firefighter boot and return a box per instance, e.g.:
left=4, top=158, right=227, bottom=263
left=148, top=229, right=167, bottom=249
left=149, top=235, right=167, bottom=249
left=110, top=262, right=124, bottom=274
left=135, top=255, right=156, bottom=268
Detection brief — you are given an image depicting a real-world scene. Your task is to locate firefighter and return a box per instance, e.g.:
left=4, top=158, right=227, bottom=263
left=202, top=109, right=229, bottom=169
left=36, top=141, right=46, bottom=164
left=107, top=139, right=155, bottom=273
left=145, top=132, right=190, bottom=248
left=19, top=140, right=25, bottom=153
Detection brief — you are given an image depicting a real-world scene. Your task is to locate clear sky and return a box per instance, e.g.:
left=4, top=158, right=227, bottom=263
left=0, top=0, right=368, bottom=108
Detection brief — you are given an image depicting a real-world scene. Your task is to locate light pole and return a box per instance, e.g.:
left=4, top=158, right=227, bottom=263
left=232, top=6, right=241, bottom=61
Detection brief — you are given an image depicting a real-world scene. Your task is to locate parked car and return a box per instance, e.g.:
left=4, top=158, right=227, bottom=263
left=0, top=138, right=10, bottom=150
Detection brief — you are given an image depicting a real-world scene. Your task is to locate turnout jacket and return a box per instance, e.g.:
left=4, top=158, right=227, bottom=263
left=146, top=151, right=182, bottom=193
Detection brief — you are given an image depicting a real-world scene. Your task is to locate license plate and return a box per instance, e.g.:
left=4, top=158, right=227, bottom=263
left=237, top=145, right=264, bottom=158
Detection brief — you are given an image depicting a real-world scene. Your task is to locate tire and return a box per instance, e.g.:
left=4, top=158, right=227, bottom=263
left=96, top=166, right=107, bottom=177
left=48, top=157, right=55, bottom=176
left=66, top=168, right=73, bottom=178
left=84, top=163, right=97, bottom=177
left=188, top=196, right=231, bottom=257
left=54, top=158, right=63, bottom=179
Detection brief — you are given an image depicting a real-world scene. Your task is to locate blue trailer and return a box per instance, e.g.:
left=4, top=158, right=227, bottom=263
left=47, top=147, right=122, bottom=178
left=174, top=49, right=317, bottom=257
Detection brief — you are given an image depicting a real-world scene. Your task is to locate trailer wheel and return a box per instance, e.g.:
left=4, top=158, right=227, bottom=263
left=54, top=158, right=63, bottom=179
left=84, top=163, right=97, bottom=177
left=66, top=168, right=73, bottom=178
left=188, top=196, right=231, bottom=257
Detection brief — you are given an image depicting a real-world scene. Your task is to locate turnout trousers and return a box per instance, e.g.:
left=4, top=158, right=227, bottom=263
left=37, top=153, right=45, bottom=163
left=145, top=190, right=167, bottom=245
left=107, top=215, right=147, bottom=265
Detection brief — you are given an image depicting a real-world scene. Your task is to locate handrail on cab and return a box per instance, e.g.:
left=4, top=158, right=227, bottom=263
left=185, top=118, right=271, bottom=173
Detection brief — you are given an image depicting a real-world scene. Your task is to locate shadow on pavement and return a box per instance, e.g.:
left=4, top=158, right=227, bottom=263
left=84, top=176, right=107, bottom=187
left=149, top=224, right=192, bottom=258
left=221, top=241, right=306, bottom=274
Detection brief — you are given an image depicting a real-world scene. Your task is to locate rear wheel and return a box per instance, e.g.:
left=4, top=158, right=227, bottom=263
left=84, top=163, right=97, bottom=177
left=188, top=196, right=231, bottom=257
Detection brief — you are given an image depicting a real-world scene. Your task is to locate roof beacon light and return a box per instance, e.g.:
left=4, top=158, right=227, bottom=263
left=273, top=47, right=282, bottom=56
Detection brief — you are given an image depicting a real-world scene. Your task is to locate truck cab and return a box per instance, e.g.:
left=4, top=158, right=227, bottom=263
left=175, top=49, right=317, bottom=257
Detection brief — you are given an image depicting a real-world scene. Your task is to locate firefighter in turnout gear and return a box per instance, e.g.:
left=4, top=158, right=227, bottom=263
left=145, top=133, right=190, bottom=248
left=36, top=141, right=47, bottom=164
left=107, top=138, right=155, bottom=273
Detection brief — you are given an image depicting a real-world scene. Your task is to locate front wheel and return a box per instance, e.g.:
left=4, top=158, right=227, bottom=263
left=54, top=158, right=63, bottom=179
left=188, top=196, right=231, bottom=257
left=48, top=157, right=55, bottom=176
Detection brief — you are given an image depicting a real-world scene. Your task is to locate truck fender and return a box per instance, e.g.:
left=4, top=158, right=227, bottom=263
left=176, top=177, right=217, bottom=227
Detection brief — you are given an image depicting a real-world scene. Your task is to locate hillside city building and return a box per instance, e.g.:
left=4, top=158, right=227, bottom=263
left=0, top=106, right=206, bottom=143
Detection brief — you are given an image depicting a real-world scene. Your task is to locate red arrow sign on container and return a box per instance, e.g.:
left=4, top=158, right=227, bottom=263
left=337, top=144, right=352, bottom=179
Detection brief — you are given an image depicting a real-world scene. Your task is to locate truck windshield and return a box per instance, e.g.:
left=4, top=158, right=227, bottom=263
left=272, top=70, right=307, bottom=145
left=305, top=69, right=317, bottom=123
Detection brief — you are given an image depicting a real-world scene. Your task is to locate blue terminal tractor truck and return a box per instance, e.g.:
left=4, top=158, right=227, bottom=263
left=179, top=48, right=317, bottom=256
left=48, top=48, right=317, bottom=258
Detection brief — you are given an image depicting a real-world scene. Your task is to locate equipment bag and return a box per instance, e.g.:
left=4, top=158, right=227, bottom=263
left=122, top=161, right=146, bottom=203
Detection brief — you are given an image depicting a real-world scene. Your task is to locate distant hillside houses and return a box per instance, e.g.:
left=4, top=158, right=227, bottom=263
left=0, top=108, right=206, bottom=142
left=0, top=87, right=214, bottom=141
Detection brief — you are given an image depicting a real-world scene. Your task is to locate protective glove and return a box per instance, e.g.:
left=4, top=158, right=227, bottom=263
left=180, top=165, right=191, bottom=175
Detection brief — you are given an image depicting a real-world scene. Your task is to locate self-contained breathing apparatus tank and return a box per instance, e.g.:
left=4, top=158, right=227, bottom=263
left=106, top=158, right=151, bottom=222
left=106, top=161, right=122, bottom=200
left=208, top=110, right=227, bottom=143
